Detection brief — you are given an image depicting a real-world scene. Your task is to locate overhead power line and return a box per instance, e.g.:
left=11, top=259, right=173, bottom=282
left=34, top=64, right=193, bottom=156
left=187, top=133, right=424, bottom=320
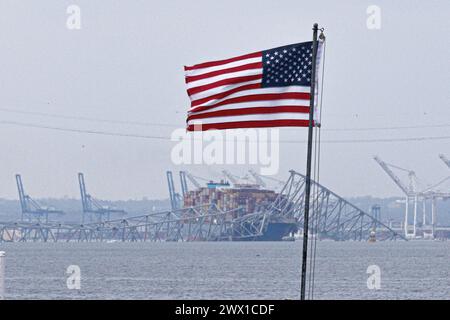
left=0, top=107, right=177, bottom=128
left=2, top=120, right=450, bottom=144
left=1, top=107, right=450, bottom=132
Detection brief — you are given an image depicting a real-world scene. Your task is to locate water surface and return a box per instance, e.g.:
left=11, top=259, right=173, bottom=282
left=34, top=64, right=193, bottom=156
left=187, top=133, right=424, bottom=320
left=1, top=241, right=448, bottom=299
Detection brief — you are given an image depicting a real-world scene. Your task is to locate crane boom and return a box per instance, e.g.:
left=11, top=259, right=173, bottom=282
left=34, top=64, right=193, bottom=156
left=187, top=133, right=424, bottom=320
left=78, top=173, right=90, bottom=212
left=166, top=171, right=178, bottom=210
left=373, top=156, right=412, bottom=195
left=222, top=170, right=238, bottom=185
left=184, top=171, right=201, bottom=189
left=15, top=174, right=63, bottom=222
left=439, top=154, right=450, bottom=169
left=15, top=174, right=28, bottom=213
left=78, top=172, right=126, bottom=223
left=248, top=170, right=266, bottom=188
left=179, top=171, right=188, bottom=197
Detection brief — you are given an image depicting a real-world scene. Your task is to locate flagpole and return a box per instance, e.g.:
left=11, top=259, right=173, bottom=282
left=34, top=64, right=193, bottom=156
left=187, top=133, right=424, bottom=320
left=300, top=22, right=319, bottom=301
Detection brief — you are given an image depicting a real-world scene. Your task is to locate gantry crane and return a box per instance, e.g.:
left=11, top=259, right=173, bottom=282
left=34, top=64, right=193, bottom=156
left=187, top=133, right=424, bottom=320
left=166, top=171, right=182, bottom=210
left=78, top=173, right=126, bottom=223
left=373, top=156, right=419, bottom=238
left=179, top=170, right=209, bottom=195
left=15, top=174, right=64, bottom=223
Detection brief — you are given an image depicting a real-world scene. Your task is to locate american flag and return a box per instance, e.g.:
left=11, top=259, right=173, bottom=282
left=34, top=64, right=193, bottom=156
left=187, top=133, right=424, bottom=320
left=184, top=41, right=323, bottom=131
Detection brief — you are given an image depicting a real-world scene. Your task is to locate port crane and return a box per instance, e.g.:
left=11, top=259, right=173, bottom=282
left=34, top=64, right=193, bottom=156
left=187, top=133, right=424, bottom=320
left=222, top=170, right=255, bottom=187
left=166, top=171, right=182, bottom=210
left=185, top=172, right=206, bottom=189
left=78, top=173, right=126, bottom=223
left=15, top=174, right=63, bottom=223
left=373, top=156, right=422, bottom=238
left=373, top=156, right=448, bottom=238
left=248, top=170, right=285, bottom=190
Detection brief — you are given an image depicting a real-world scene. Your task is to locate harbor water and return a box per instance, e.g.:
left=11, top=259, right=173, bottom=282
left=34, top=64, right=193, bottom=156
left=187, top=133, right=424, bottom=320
left=0, top=241, right=448, bottom=299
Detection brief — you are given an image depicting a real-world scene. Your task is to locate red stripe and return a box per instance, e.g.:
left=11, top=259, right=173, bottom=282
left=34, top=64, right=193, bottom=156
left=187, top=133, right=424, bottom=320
left=191, top=83, right=261, bottom=107
left=184, top=52, right=262, bottom=71
left=187, top=119, right=313, bottom=131
left=187, top=74, right=262, bottom=96
left=185, top=62, right=262, bottom=83
left=190, top=92, right=311, bottom=112
left=187, top=106, right=310, bottom=121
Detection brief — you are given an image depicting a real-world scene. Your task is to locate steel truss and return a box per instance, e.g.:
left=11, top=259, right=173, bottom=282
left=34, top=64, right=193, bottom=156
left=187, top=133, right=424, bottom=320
left=265, top=170, right=406, bottom=241
left=0, top=204, right=265, bottom=242
left=1, top=171, right=405, bottom=242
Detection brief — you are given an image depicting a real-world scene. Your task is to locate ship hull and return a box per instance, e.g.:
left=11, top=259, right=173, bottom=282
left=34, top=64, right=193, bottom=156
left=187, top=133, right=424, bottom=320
left=238, top=221, right=298, bottom=241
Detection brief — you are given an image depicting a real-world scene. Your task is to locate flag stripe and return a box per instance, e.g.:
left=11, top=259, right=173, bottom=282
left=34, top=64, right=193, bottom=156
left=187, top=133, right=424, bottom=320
left=185, top=62, right=262, bottom=83
left=184, top=52, right=261, bottom=71
left=187, top=106, right=310, bottom=121
left=190, top=99, right=311, bottom=115
left=190, top=86, right=310, bottom=110
left=187, top=74, right=262, bottom=97
left=190, top=92, right=310, bottom=112
left=187, top=119, right=311, bottom=131
left=186, top=69, right=262, bottom=89
left=185, top=57, right=262, bottom=77
left=191, top=83, right=262, bottom=108
left=188, top=112, right=310, bottom=125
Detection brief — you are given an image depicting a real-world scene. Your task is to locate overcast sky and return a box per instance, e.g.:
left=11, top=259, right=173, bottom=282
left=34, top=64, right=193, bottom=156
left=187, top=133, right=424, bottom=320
left=0, top=0, right=449, bottom=200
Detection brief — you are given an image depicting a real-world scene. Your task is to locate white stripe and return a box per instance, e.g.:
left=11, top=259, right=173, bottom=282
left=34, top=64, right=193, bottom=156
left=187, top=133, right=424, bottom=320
left=190, top=85, right=310, bottom=111
left=186, top=69, right=262, bottom=89
left=187, top=112, right=310, bottom=125
left=190, top=99, right=310, bottom=116
left=185, top=57, right=262, bottom=77
left=188, top=79, right=261, bottom=101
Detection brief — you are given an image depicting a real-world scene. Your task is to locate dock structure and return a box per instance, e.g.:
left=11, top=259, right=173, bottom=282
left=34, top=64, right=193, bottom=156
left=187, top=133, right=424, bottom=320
left=0, top=171, right=406, bottom=242
left=78, top=173, right=126, bottom=223
left=374, top=155, right=450, bottom=239
left=15, top=174, right=64, bottom=223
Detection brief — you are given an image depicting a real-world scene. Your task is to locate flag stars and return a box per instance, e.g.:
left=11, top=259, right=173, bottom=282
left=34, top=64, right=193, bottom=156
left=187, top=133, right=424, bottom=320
left=262, top=42, right=314, bottom=87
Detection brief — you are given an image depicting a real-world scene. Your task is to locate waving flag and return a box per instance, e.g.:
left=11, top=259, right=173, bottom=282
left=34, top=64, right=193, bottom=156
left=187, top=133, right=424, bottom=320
left=184, top=41, right=323, bottom=131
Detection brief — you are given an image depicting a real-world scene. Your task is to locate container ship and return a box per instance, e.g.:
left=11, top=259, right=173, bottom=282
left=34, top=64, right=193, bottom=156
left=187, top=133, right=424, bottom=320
left=183, top=180, right=297, bottom=241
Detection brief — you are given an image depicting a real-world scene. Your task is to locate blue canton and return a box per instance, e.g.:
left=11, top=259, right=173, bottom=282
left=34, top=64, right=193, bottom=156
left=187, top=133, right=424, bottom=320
left=262, top=41, right=313, bottom=87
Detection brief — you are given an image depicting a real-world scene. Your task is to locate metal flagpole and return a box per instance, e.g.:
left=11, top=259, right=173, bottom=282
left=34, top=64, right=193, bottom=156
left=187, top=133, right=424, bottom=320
left=0, top=251, right=5, bottom=300
left=300, top=23, right=319, bottom=300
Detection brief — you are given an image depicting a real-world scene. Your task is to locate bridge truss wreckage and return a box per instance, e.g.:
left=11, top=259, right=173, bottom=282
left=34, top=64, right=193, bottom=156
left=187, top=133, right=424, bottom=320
left=0, top=171, right=405, bottom=242
left=267, top=171, right=405, bottom=241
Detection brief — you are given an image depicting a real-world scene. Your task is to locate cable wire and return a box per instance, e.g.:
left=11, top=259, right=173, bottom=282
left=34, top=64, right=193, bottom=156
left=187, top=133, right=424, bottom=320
left=2, top=120, right=450, bottom=144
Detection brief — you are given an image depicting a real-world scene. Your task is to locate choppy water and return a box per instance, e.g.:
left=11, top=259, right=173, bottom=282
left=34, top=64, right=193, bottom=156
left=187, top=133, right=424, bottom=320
left=0, top=241, right=449, bottom=299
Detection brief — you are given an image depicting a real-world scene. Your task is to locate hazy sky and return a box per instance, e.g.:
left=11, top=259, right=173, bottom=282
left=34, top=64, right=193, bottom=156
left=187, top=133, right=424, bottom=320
left=0, top=0, right=449, bottom=200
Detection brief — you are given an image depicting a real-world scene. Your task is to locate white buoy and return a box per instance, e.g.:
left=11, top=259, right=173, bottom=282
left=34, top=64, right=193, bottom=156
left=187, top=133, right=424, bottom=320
left=0, top=251, right=5, bottom=300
